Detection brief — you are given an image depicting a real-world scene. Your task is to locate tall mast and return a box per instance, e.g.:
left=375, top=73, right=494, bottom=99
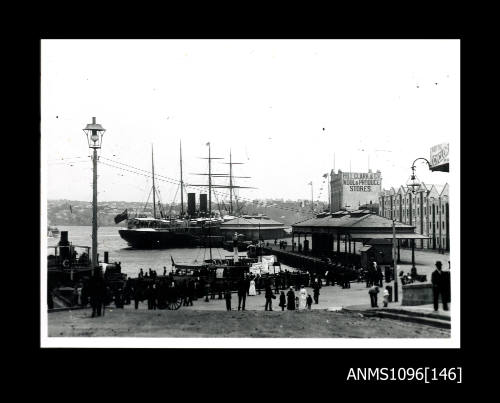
left=222, top=152, right=249, bottom=216
left=229, top=149, right=233, bottom=215
left=179, top=140, right=184, bottom=216
left=152, top=144, right=156, bottom=219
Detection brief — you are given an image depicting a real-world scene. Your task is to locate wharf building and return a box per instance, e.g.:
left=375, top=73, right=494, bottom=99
left=378, top=183, right=449, bottom=251
left=330, top=169, right=382, bottom=212
left=291, top=209, right=428, bottom=268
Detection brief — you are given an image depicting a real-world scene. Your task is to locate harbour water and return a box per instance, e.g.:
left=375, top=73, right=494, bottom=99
left=47, top=226, right=295, bottom=278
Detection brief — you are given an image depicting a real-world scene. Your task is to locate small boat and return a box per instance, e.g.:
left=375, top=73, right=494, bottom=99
left=48, top=225, right=60, bottom=237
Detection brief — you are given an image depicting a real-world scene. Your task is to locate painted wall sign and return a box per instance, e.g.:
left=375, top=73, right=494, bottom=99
left=430, top=143, right=449, bottom=170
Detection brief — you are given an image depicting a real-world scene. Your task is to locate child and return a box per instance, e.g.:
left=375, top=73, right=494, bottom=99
left=279, top=291, right=286, bottom=311
left=383, top=287, right=389, bottom=307
left=306, top=294, right=313, bottom=310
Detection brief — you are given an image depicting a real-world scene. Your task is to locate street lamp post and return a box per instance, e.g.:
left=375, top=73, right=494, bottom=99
left=407, top=157, right=431, bottom=194
left=83, top=117, right=106, bottom=274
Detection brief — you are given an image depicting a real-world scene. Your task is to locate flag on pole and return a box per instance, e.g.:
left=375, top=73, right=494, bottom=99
left=114, top=209, right=128, bottom=224
left=308, top=181, right=312, bottom=185
left=206, top=142, right=210, bottom=146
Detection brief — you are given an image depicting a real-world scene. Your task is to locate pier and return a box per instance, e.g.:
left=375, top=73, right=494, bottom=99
left=261, top=243, right=357, bottom=274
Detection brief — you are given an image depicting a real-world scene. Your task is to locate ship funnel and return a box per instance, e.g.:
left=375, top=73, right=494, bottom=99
left=59, top=231, right=69, bottom=246
left=58, top=231, right=70, bottom=261
left=199, top=194, right=208, bottom=214
left=187, top=193, right=196, bottom=216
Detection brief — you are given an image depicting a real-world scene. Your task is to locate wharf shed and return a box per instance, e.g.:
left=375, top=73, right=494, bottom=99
left=291, top=210, right=429, bottom=266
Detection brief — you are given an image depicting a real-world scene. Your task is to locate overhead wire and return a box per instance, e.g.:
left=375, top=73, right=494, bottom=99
left=96, top=157, right=317, bottom=216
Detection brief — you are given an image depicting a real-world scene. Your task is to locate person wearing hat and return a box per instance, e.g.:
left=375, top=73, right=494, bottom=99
left=279, top=291, right=286, bottom=311
left=313, top=279, right=320, bottom=304
left=286, top=287, right=295, bottom=310
left=224, top=282, right=232, bottom=311
left=237, top=275, right=249, bottom=311
left=368, top=285, right=379, bottom=308
left=431, top=261, right=449, bottom=311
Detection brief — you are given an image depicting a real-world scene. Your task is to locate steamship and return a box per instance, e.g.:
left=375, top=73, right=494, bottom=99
left=117, top=143, right=225, bottom=249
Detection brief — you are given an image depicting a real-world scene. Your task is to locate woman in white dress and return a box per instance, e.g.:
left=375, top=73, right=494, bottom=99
left=299, top=285, right=307, bottom=310
left=249, top=278, right=257, bottom=296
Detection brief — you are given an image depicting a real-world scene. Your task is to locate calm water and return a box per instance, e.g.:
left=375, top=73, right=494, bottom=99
left=47, top=226, right=295, bottom=278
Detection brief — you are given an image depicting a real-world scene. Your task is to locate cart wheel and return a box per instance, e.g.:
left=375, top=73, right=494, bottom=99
left=167, top=296, right=182, bottom=310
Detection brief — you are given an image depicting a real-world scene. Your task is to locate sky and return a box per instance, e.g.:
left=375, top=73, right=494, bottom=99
left=41, top=39, right=459, bottom=203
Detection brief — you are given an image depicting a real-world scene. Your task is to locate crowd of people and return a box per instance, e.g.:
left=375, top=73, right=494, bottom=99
left=52, top=254, right=450, bottom=316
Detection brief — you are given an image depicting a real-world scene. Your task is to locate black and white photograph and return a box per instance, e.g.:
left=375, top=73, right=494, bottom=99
left=40, top=39, right=459, bottom=349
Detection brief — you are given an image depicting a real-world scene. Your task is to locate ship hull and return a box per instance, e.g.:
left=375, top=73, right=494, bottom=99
left=119, top=229, right=224, bottom=249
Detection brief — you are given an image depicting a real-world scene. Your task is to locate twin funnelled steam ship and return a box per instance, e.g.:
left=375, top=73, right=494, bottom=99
left=117, top=142, right=287, bottom=249
left=117, top=142, right=228, bottom=249
left=118, top=216, right=224, bottom=249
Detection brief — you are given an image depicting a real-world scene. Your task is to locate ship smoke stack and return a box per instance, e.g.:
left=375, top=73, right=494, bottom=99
left=58, top=231, right=70, bottom=261
left=187, top=193, right=196, bottom=216
left=59, top=231, right=69, bottom=246
left=200, top=194, right=208, bottom=214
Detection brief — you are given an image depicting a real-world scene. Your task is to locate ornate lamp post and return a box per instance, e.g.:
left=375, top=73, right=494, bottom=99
left=83, top=117, right=106, bottom=274
left=407, top=157, right=431, bottom=194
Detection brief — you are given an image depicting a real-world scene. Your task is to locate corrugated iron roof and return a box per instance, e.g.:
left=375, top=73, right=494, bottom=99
left=292, top=212, right=414, bottom=229
left=351, top=233, right=430, bottom=239
left=221, top=216, right=285, bottom=226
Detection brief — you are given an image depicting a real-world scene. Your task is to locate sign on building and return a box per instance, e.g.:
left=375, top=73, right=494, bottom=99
left=342, top=171, right=382, bottom=209
left=429, top=143, right=449, bottom=172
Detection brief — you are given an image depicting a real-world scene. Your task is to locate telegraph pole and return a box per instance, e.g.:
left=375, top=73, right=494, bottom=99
left=152, top=145, right=156, bottom=219
left=392, top=219, right=398, bottom=302
left=180, top=140, right=184, bottom=216
left=309, top=181, right=314, bottom=214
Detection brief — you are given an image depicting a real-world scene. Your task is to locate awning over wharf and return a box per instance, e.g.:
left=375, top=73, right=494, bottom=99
left=290, top=210, right=428, bottom=267
left=292, top=209, right=429, bottom=239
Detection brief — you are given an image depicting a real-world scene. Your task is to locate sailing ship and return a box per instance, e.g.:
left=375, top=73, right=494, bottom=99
left=118, top=143, right=225, bottom=249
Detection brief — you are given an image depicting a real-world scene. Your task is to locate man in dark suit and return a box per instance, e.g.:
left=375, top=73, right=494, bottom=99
left=88, top=269, right=106, bottom=317
left=237, top=275, right=248, bottom=311
left=431, top=261, right=449, bottom=312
